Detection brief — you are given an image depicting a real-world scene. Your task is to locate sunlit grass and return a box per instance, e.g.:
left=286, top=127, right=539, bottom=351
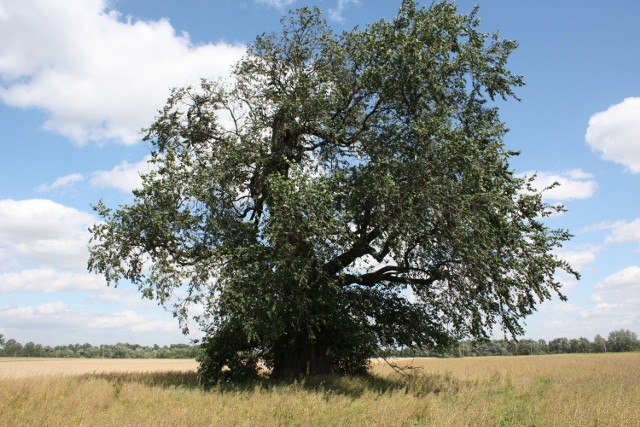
left=0, top=357, right=198, bottom=378
left=1, top=354, right=639, bottom=426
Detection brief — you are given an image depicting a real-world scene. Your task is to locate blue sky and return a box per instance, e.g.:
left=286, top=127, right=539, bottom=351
left=0, top=0, right=638, bottom=346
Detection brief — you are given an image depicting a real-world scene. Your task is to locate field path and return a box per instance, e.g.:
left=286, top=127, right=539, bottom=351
left=0, top=358, right=198, bottom=378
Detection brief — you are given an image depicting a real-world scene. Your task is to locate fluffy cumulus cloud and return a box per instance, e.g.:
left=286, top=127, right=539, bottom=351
left=255, top=0, right=358, bottom=22
left=37, top=173, right=84, bottom=193
left=2, top=302, right=70, bottom=318
left=594, top=265, right=640, bottom=295
left=328, top=0, right=360, bottom=23
left=586, top=97, right=640, bottom=173
left=605, top=218, right=640, bottom=246
left=589, top=266, right=640, bottom=328
left=87, top=310, right=176, bottom=333
left=530, top=266, right=640, bottom=338
left=521, top=169, right=597, bottom=201
left=85, top=288, right=159, bottom=309
left=0, top=269, right=104, bottom=293
left=0, top=0, right=245, bottom=145
left=0, top=301, right=183, bottom=345
left=0, top=199, right=95, bottom=271
left=255, top=0, right=297, bottom=9
left=90, top=156, right=153, bottom=193
left=582, top=265, right=640, bottom=326
left=556, top=245, right=600, bottom=279
left=558, top=249, right=598, bottom=272
left=0, top=197, right=195, bottom=343
left=38, top=155, right=155, bottom=194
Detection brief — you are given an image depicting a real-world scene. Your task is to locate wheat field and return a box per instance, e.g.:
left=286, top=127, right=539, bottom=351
left=1, top=353, right=639, bottom=426
left=0, top=357, right=198, bottom=379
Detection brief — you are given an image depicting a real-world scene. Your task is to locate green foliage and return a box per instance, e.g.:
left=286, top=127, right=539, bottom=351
left=593, top=334, right=607, bottom=352
left=607, top=329, right=640, bottom=352
left=382, top=330, right=640, bottom=358
left=0, top=337, right=198, bottom=359
left=88, top=1, right=577, bottom=382
left=197, top=321, right=262, bottom=386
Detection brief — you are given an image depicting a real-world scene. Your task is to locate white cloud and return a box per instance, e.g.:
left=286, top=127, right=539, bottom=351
left=556, top=245, right=600, bottom=272
left=584, top=266, right=640, bottom=330
left=586, top=97, right=640, bottom=173
left=0, top=269, right=104, bottom=293
left=37, top=173, right=84, bottom=193
left=594, top=265, right=640, bottom=293
left=88, top=310, right=176, bottom=333
left=605, top=218, right=640, bottom=246
left=328, top=0, right=359, bottom=23
left=85, top=287, right=159, bottom=309
left=255, top=0, right=297, bottom=9
left=521, top=169, right=597, bottom=201
left=2, top=302, right=70, bottom=318
left=0, top=199, right=94, bottom=243
left=564, top=169, right=592, bottom=180
left=524, top=265, right=640, bottom=339
left=554, top=271, right=580, bottom=293
left=580, top=220, right=626, bottom=234
left=559, top=251, right=597, bottom=272
left=90, top=156, right=152, bottom=193
left=255, top=0, right=357, bottom=22
left=0, top=301, right=185, bottom=345
left=0, top=199, right=95, bottom=270
left=540, top=302, right=582, bottom=315
left=0, top=0, right=245, bottom=145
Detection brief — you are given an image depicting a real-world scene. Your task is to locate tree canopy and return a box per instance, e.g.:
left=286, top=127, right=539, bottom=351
left=607, top=329, right=640, bottom=352
left=88, top=0, right=577, bottom=382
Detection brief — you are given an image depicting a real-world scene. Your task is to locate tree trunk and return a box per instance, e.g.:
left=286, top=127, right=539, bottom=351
left=271, top=334, right=332, bottom=380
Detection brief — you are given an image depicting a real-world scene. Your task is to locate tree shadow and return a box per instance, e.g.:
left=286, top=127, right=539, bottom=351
left=78, top=369, right=460, bottom=399
left=207, top=370, right=461, bottom=399
left=79, top=370, right=200, bottom=390
left=295, top=371, right=460, bottom=398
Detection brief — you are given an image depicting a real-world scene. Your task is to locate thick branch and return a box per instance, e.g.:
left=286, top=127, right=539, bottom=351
left=321, top=228, right=380, bottom=276
left=342, top=266, right=439, bottom=288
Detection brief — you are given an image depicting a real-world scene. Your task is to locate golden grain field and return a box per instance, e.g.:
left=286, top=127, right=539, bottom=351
left=0, top=357, right=198, bottom=379
left=1, top=354, right=639, bottom=426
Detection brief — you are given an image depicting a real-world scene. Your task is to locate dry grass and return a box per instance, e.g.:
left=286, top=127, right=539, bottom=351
left=1, top=354, right=639, bottom=426
left=0, top=358, right=198, bottom=379
left=373, top=354, right=640, bottom=426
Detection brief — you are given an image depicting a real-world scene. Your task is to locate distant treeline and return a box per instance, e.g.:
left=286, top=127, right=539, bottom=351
left=381, top=329, right=640, bottom=358
left=0, top=335, right=197, bottom=359
left=1, top=329, right=638, bottom=359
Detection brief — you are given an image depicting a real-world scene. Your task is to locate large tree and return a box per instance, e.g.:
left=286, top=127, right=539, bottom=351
left=607, top=329, right=640, bottom=352
left=89, top=1, right=577, bottom=382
